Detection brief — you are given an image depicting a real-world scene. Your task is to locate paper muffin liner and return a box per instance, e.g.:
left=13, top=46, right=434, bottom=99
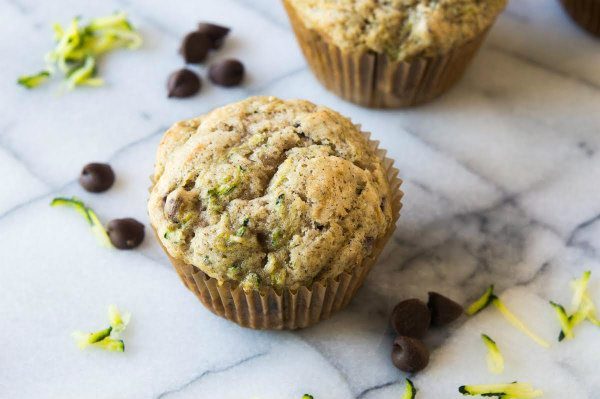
left=151, top=128, right=403, bottom=330
left=283, top=0, right=493, bottom=108
left=560, top=0, right=600, bottom=37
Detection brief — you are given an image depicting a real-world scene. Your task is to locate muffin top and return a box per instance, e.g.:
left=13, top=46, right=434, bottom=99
left=148, top=96, right=393, bottom=291
left=286, top=0, right=506, bottom=61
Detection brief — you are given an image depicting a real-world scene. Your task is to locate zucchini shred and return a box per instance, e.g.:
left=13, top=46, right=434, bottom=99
left=72, top=305, right=130, bottom=353
left=466, top=286, right=549, bottom=348
left=551, top=270, right=599, bottom=341
left=481, top=334, right=504, bottom=374
left=459, top=382, right=543, bottom=399
left=18, top=11, right=142, bottom=90
left=50, top=196, right=112, bottom=247
left=401, top=378, right=417, bottom=399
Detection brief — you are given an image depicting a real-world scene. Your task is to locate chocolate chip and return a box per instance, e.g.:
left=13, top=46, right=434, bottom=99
left=390, top=299, right=431, bottom=338
left=208, top=59, right=244, bottom=87
left=106, top=218, right=145, bottom=249
left=391, top=336, right=430, bottom=373
left=197, top=22, right=230, bottom=49
left=167, top=69, right=201, bottom=98
left=427, top=292, right=464, bottom=326
left=79, top=163, right=115, bottom=193
left=180, top=31, right=211, bottom=63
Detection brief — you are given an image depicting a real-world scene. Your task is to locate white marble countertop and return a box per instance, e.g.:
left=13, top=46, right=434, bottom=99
left=1, top=0, right=600, bottom=398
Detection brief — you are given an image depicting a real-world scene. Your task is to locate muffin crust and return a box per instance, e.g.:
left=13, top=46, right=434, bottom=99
left=286, top=0, right=506, bottom=61
left=149, top=97, right=393, bottom=290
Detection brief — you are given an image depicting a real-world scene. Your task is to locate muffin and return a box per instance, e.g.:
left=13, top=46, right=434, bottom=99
left=148, top=96, right=402, bottom=329
left=559, top=0, right=600, bottom=37
left=283, top=0, right=507, bottom=108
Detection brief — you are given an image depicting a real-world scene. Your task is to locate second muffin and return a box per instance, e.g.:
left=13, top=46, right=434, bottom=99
left=148, top=96, right=402, bottom=329
left=283, top=0, right=507, bottom=108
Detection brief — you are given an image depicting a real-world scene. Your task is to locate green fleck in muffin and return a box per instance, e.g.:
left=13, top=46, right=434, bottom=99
left=283, top=0, right=507, bottom=108
left=148, top=96, right=402, bottom=329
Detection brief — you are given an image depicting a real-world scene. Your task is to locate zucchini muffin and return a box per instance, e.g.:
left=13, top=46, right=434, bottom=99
left=149, top=96, right=402, bottom=329
left=283, top=0, right=507, bottom=108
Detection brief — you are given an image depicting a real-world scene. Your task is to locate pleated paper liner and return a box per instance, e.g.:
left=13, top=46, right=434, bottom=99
left=151, top=128, right=403, bottom=330
left=283, top=0, right=493, bottom=108
left=560, top=0, right=600, bottom=37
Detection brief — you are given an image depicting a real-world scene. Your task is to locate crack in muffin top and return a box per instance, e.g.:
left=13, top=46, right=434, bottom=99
left=148, top=96, right=393, bottom=291
left=286, top=0, right=507, bottom=61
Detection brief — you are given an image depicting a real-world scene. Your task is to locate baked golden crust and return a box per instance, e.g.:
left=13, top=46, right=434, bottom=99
left=148, top=96, right=393, bottom=290
left=285, top=0, right=506, bottom=60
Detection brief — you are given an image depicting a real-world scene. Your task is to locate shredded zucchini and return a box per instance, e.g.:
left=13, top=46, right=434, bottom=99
left=552, top=270, right=600, bottom=341
left=481, top=334, right=504, bottom=374
left=466, top=285, right=496, bottom=315
left=208, top=181, right=237, bottom=198
left=66, top=55, right=103, bottom=89
left=271, top=228, right=284, bottom=248
left=276, top=193, right=285, bottom=206
left=584, top=296, right=600, bottom=327
left=302, top=395, right=314, bottom=399
left=73, top=305, right=130, bottom=352
left=19, top=11, right=142, bottom=90
left=17, top=70, right=51, bottom=89
left=235, top=217, right=250, bottom=237
left=72, top=327, right=112, bottom=349
left=467, top=285, right=549, bottom=348
left=459, top=382, right=543, bottom=398
left=492, top=298, right=550, bottom=348
left=550, top=301, right=573, bottom=341
left=571, top=271, right=599, bottom=327
left=401, top=378, right=417, bottom=399
left=108, top=305, right=131, bottom=334
left=50, top=197, right=112, bottom=247
left=95, top=337, right=125, bottom=352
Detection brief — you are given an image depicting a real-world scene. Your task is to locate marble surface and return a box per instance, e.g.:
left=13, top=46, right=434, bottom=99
left=1, top=0, right=600, bottom=398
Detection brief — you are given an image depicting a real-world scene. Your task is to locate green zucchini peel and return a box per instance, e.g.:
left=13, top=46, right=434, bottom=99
left=95, top=337, right=125, bottom=352
left=276, top=193, right=285, bottom=206
left=401, top=378, right=417, bottom=399
left=481, top=334, right=504, bottom=374
left=552, top=270, right=599, bottom=341
left=235, top=217, right=250, bottom=237
left=72, top=305, right=130, bottom=352
left=17, top=70, right=51, bottom=88
left=492, top=297, right=550, bottom=348
left=571, top=271, right=599, bottom=326
left=467, top=286, right=549, bottom=348
left=50, top=196, right=112, bottom=247
left=466, top=285, right=496, bottom=315
left=301, top=395, right=314, bottom=399
left=72, top=327, right=112, bottom=349
left=20, top=11, right=142, bottom=90
left=550, top=301, right=573, bottom=341
left=459, top=382, right=543, bottom=398
left=66, top=55, right=103, bottom=89
left=72, top=329, right=124, bottom=352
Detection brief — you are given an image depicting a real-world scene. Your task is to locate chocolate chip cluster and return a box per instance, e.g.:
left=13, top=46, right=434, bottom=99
left=167, top=22, right=245, bottom=98
left=389, top=292, right=463, bottom=373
